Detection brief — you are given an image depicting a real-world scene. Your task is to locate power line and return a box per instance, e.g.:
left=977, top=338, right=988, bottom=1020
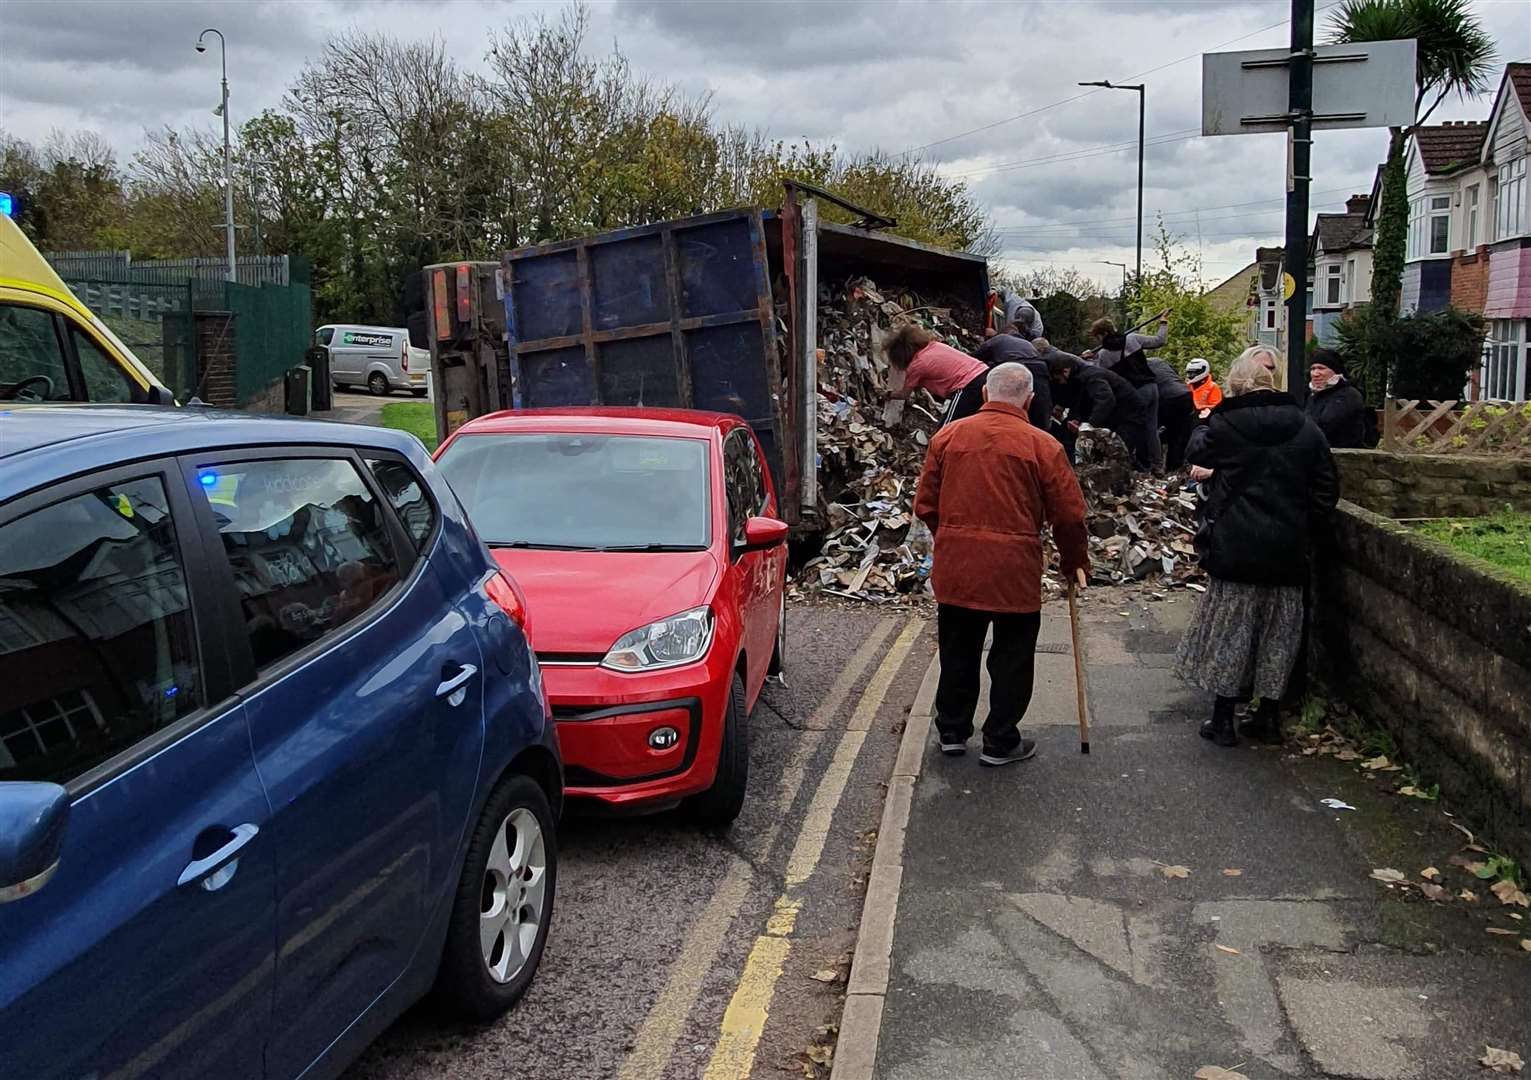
left=945, top=128, right=1202, bottom=180
left=992, top=185, right=1360, bottom=232
left=901, top=0, right=1344, bottom=159
left=996, top=196, right=1355, bottom=235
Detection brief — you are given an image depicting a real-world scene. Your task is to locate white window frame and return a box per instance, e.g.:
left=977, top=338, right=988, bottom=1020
left=1263, top=300, right=1277, bottom=331
left=1324, top=264, right=1342, bottom=305
left=1344, top=257, right=1357, bottom=304
left=1466, top=184, right=1480, bottom=248
left=1497, top=158, right=1526, bottom=241
left=1407, top=197, right=1424, bottom=259
left=1427, top=195, right=1451, bottom=255
left=1483, top=319, right=1526, bottom=402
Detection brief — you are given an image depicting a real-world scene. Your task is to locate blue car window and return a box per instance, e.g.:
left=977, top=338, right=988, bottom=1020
left=0, top=476, right=203, bottom=783
left=194, top=457, right=402, bottom=672
left=366, top=457, right=436, bottom=553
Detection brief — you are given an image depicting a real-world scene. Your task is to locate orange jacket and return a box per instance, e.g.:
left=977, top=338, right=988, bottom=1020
left=914, top=402, right=1089, bottom=613
left=1190, top=378, right=1224, bottom=411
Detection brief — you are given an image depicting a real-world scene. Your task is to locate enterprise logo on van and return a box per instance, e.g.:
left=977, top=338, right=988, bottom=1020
left=343, top=332, right=393, bottom=348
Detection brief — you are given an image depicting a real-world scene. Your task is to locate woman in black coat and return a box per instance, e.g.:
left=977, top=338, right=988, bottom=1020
left=1304, top=347, right=1367, bottom=449
left=1176, top=349, right=1340, bottom=745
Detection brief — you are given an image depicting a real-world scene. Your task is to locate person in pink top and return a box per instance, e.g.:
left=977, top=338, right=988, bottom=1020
left=884, top=324, right=990, bottom=426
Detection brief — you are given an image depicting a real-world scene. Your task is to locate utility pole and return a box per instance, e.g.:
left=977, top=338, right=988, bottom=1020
left=197, top=29, right=236, bottom=284
left=1283, top=0, right=1314, bottom=392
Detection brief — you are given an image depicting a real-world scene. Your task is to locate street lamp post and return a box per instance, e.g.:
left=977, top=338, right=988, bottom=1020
left=1100, top=260, right=1129, bottom=324
left=1080, top=80, right=1145, bottom=293
left=196, top=28, right=236, bottom=284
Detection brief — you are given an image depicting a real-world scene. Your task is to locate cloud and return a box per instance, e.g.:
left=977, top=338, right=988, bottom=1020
left=1, top=0, right=1521, bottom=289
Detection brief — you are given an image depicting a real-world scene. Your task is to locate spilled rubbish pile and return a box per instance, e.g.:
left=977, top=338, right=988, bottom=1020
left=793, top=277, right=978, bottom=604
left=1067, top=429, right=1207, bottom=597
left=791, top=280, right=1206, bottom=605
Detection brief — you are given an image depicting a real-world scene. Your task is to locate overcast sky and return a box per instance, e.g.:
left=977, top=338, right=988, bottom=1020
left=3, top=0, right=1527, bottom=288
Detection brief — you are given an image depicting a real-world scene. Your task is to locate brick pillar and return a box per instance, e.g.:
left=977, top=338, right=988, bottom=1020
left=194, top=311, right=236, bottom=406
left=1450, top=247, right=1489, bottom=314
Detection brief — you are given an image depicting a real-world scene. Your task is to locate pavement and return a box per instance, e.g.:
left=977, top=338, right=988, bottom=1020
left=319, top=387, right=394, bottom=426
left=346, top=604, right=937, bottom=1080
left=865, top=592, right=1531, bottom=1080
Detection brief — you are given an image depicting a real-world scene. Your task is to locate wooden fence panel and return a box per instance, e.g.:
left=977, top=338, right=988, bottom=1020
left=1381, top=399, right=1531, bottom=457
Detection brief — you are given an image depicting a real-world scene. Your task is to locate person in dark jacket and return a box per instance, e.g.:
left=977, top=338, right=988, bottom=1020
left=1304, top=348, right=1366, bottom=449
left=1047, top=354, right=1153, bottom=470
left=1175, top=350, right=1339, bottom=746
left=977, top=330, right=1053, bottom=432
left=1148, top=357, right=1196, bottom=470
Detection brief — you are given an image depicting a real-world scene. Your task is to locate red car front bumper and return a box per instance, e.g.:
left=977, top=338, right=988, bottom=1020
left=540, top=648, right=734, bottom=810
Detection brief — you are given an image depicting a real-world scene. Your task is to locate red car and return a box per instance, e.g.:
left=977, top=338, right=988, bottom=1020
left=435, top=408, right=788, bottom=823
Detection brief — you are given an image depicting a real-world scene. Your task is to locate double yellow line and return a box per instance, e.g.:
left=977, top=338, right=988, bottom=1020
left=618, top=615, right=918, bottom=1078
left=699, top=618, right=924, bottom=1080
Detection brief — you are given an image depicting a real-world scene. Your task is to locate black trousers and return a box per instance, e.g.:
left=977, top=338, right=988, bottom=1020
left=1160, top=393, right=1196, bottom=470
left=935, top=605, right=1042, bottom=754
left=941, top=370, right=989, bottom=426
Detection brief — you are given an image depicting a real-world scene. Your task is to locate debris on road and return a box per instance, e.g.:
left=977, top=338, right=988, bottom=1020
left=792, top=279, right=1207, bottom=605
left=1480, top=1045, right=1524, bottom=1073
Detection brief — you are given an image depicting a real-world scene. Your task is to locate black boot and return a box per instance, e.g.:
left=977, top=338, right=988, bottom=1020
left=1240, top=699, right=1283, bottom=744
left=1199, top=696, right=1238, bottom=746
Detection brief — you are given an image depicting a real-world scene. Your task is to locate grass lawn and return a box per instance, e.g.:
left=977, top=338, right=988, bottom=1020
left=1415, top=511, right=1531, bottom=583
left=379, top=401, right=439, bottom=452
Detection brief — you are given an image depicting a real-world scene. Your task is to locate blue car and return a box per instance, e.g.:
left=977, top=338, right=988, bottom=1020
left=0, top=406, right=560, bottom=1079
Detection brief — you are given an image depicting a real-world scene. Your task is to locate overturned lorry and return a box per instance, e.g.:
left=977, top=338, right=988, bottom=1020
left=417, top=183, right=989, bottom=531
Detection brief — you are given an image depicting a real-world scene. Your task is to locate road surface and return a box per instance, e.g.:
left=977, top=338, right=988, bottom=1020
left=346, top=604, right=934, bottom=1080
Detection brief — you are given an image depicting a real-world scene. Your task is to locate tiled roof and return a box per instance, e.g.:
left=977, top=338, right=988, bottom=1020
left=1414, top=121, right=1487, bottom=175
left=1315, top=212, right=1371, bottom=253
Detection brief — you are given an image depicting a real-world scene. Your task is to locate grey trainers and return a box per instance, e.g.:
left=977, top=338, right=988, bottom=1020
left=979, top=739, right=1039, bottom=767
left=937, top=737, right=968, bottom=756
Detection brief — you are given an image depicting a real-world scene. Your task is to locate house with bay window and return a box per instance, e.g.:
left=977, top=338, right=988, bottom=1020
left=1400, top=120, right=1488, bottom=315
left=1309, top=194, right=1373, bottom=345
left=1480, top=63, right=1531, bottom=402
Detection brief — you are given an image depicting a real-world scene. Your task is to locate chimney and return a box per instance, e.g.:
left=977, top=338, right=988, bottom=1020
left=1346, top=194, right=1371, bottom=215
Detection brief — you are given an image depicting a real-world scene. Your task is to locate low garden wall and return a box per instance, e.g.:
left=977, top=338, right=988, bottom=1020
left=1315, top=500, right=1531, bottom=862
left=1334, top=449, right=1531, bottom=519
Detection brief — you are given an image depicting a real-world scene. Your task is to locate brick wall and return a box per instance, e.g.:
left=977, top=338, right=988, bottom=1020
left=1334, top=449, right=1531, bottom=519
left=194, top=311, right=236, bottom=406
left=1314, top=503, right=1531, bottom=863
left=1450, top=247, right=1490, bottom=314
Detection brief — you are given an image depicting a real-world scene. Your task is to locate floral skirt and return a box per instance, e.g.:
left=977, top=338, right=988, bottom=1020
left=1175, top=578, right=1305, bottom=700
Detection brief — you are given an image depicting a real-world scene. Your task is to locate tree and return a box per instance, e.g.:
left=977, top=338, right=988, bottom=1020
left=1328, top=0, right=1496, bottom=319
left=1129, top=220, right=1249, bottom=374
left=1335, top=303, right=1484, bottom=401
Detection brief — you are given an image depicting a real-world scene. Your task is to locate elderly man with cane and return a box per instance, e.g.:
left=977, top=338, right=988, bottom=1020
left=915, top=363, right=1092, bottom=766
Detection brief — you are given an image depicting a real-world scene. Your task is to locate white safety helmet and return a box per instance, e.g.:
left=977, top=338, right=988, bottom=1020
left=1185, top=358, right=1211, bottom=382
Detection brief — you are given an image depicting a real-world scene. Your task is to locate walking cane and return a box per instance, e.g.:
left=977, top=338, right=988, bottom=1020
left=1067, top=569, right=1091, bottom=754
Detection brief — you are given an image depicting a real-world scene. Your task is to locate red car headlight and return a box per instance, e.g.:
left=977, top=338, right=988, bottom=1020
left=602, top=606, right=714, bottom=672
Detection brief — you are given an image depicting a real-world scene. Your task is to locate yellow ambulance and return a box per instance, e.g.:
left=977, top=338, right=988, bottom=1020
left=0, top=215, right=173, bottom=404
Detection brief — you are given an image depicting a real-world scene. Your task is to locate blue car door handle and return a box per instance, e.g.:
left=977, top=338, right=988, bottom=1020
left=178, top=823, right=260, bottom=891
left=435, top=663, right=478, bottom=706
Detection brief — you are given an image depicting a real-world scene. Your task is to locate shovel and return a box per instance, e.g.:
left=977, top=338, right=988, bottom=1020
left=1067, top=570, right=1091, bottom=754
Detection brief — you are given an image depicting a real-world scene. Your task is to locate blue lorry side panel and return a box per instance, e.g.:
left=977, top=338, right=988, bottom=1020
left=502, top=211, right=786, bottom=496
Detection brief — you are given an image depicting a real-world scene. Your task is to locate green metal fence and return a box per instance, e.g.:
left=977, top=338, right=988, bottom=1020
left=226, top=279, right=313, bottom=405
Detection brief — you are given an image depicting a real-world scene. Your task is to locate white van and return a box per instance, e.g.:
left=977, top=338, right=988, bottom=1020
left=315, top=324, right=430, bottom=397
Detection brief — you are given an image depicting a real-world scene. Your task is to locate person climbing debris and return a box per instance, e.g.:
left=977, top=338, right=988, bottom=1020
left=885, top=323, right=989, bottom=427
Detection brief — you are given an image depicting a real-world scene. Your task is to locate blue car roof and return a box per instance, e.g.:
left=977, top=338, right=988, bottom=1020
left=0, top=405, right=431, bottom=504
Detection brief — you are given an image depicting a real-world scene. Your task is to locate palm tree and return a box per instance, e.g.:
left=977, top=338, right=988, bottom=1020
left=1328, top=0, right=1496, bottom=320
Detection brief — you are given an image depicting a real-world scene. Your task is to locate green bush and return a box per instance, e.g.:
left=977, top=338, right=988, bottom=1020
left=1334, top=305, right=1485, bottom=404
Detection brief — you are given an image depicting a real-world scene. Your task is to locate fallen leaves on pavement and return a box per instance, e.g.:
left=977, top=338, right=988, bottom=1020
left=810, top=969, right=840, bottom=984
left=1215, top=944, right=1242, bottom=956
left=1160, top=864, right=1192, bottom=879
left=1479, top=1046, right=1524, bottom=1073
left=1420, top=883, right=1450, bottom=902
left=1194, top=1067, right=1250, bottom=1080
left=1487, top=927, right=1518, bottom=936
left=1371, top=868, right=1407, bottom=885
left=1222, top=868, right=1243, bottom=877
left=1490, top=880, right=1530, bottom=908
left=1462, top=890, right=1480, bottom=903
left=1421, top=867, right=1441, bottom=881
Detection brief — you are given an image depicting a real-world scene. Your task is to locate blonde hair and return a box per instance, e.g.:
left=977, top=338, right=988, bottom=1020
left=1225, top=347, right=1280, bottom=397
